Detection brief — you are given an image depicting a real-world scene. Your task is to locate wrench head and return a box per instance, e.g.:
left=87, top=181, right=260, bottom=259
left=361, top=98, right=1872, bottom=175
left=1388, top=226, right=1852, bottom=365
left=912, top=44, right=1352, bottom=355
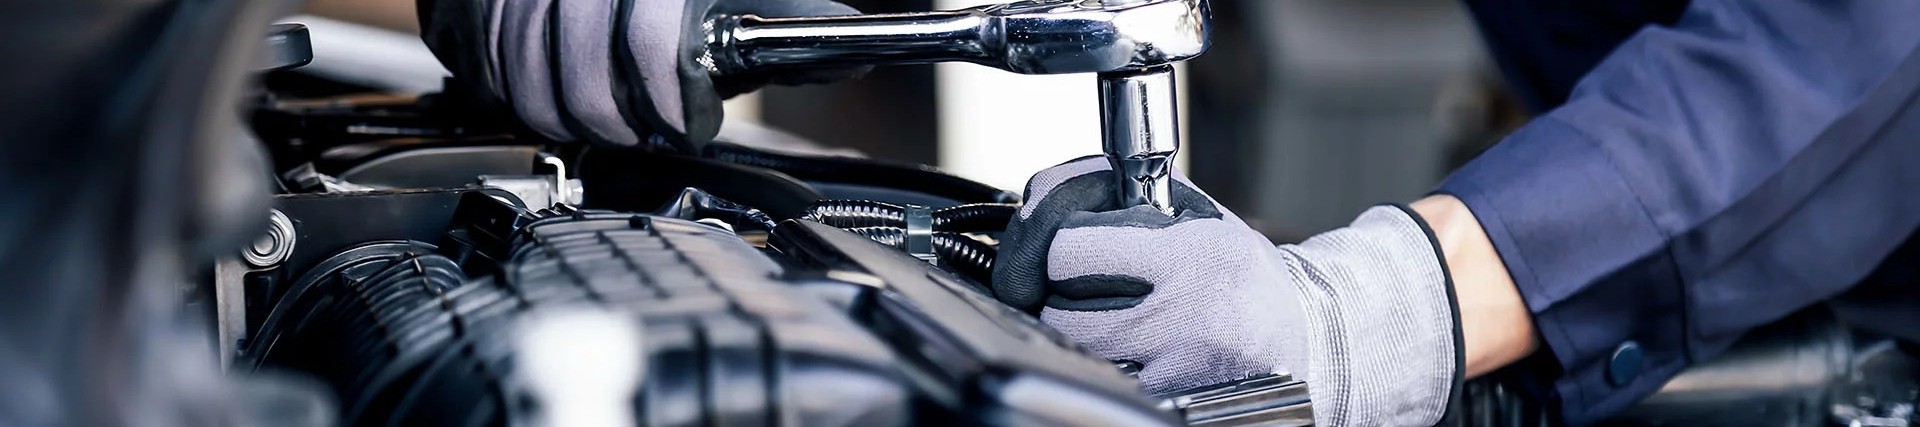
left=984, top=0, right=1212, bottom=74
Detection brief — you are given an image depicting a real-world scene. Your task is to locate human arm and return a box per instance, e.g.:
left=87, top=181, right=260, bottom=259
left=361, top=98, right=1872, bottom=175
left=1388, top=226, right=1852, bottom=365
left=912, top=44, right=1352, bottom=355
left=1440, top=0, right=1920, bottom=422
left=1411, top=195, right=1533, bottom=379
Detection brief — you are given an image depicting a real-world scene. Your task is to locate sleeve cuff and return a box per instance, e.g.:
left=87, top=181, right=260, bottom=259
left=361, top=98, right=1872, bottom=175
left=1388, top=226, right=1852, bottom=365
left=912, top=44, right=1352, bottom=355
left=1435, top=117, right=1688, bottom=425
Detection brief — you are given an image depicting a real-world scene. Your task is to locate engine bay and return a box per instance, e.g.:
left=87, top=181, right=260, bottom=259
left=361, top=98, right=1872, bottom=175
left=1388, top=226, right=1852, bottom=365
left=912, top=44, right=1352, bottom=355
left=201, top=88, right=1317, bottom=426
left=182, top=18, right=1920, bottom=427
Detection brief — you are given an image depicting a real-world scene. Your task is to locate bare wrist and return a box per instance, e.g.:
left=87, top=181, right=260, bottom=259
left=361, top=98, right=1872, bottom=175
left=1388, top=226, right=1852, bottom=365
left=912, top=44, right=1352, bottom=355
left=1411, top=194, right=1536, bottom=378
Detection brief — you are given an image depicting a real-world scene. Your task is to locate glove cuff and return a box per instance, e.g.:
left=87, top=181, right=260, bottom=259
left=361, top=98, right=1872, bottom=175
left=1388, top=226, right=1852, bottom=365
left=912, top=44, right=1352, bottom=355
left=1278, top=204, right=1464, bottom=426
left=1394, top=203, right=1468, bottom=427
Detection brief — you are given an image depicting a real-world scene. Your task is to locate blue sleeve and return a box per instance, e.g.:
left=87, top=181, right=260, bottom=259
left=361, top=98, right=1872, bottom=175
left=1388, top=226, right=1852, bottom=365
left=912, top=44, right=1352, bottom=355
left=1461, top=0, right=1688, bottom=113
left=1436, top=0, right=1920, bottom=424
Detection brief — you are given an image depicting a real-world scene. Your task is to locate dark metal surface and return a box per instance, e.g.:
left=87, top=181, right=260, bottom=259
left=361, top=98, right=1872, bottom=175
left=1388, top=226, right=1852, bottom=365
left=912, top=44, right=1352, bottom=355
left=263, top=23, right=313, bottom=72
left=1158, top=374, right=1313, bottom=426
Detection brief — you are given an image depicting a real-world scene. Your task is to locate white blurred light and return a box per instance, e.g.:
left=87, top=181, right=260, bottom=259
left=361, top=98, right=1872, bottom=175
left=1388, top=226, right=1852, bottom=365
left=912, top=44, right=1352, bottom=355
left=515, top=308, right=645, bottom=427
left=934, top=0, right=1188, bottom=193
left=282, top=15, right=451, bottom=94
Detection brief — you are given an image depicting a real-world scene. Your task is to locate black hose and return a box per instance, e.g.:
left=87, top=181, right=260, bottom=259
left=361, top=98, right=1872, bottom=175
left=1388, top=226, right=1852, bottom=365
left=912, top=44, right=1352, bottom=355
left=704, top=142, right=1021, bottom=204
left=933, top=203, right=1018, bottom=232
left=838, top=227, right=996, bottom=285
left=804, top=200, right=1017, bottom=233
left=805, top=201, right=906, bottom=229
left=933, top=233, right=996, bottom=288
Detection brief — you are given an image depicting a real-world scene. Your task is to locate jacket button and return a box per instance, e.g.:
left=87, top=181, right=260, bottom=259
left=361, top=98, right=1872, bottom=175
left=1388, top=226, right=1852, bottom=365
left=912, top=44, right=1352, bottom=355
left=1608, top=342, right=1643, bottom=386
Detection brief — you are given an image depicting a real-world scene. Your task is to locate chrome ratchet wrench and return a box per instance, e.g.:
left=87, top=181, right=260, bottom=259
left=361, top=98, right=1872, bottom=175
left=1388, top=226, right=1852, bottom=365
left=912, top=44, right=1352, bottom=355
left=702, top=0, right=1212, bottom=214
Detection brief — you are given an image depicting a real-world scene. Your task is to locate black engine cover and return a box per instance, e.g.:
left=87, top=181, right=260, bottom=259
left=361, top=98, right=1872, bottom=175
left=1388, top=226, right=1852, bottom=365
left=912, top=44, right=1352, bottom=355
left=248, top=194, right=1171, bottom=426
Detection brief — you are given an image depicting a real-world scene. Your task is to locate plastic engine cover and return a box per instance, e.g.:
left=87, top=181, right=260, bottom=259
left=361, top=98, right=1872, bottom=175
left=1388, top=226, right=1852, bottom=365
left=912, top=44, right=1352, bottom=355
left=253, top=213, right=911, bottom=426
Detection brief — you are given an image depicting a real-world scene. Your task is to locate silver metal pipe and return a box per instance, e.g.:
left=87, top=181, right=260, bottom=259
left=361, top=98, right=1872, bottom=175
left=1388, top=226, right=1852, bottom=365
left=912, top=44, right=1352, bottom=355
left=1158, top=374, right=1313, bottom=427
left=704, top=11, right=989, bottom=75
left=1099, top=67, right=1180, bottom=214
left=704, top=0, right=1210, bottom=76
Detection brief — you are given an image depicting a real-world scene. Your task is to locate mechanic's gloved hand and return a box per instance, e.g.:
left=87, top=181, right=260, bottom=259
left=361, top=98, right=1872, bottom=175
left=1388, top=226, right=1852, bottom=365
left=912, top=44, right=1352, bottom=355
left=419, top=0, right=863, bottom=150
left=994, top=156, right=1466, bottom=426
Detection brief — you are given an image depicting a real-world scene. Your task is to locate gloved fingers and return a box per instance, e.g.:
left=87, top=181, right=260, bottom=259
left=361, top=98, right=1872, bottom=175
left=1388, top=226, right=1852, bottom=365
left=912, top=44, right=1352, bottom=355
left=554, top=0, right=641, bottom=145
left=994, top=156, right=1228, bottom=312
left=1042, top=304, right=1238, bottom=395
left=1044, top=274, right=1153, bottom=312
left=709, top=0, right=859, bottom=17
left=1044, top=212, right=1277, bottom=311
left=1016, top=156, right=1111, bottom=220
left=498, top=0, right=576, bottom=141
left=1054, top=196, right=1224, bottom=230
left=1040, top=305, right=1158, bottom=374
left=614, top=0, right=704, bottom=145
left=480, top=0, right=512, bottom=101
left=1042, top=293, right=1292, bottom=395
left=992, top=181, right=1115, bottom=311
left=1015, top=156, right=1218, bottom=219
left=992, top=158, right=1120, bottom=312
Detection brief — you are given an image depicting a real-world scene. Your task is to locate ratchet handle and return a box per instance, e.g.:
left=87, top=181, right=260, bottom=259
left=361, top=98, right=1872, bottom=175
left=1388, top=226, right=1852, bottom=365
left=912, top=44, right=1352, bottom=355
left=703, top=11, right=991, bottom=76
left=704, top=0, right=1209, bottom=76
left=703, top=0, right=1205, bottom=216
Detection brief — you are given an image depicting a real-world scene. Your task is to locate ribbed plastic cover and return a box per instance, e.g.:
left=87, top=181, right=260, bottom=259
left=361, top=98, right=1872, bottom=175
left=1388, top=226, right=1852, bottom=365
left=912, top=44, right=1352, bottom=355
left=256, top=214, right=909, bottom=426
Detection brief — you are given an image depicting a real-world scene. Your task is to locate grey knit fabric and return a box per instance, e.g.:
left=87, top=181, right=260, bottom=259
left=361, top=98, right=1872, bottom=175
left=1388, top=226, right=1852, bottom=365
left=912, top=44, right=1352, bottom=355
left=418, top=0, right=857, bottom=148
left=555, top=0, right=641, bottom=144
left=1276, top=207, right=1457, bottom=426
left=1005, top=158, right=1458, bottom=426
left=1039, top=206, right=1304, bottom=394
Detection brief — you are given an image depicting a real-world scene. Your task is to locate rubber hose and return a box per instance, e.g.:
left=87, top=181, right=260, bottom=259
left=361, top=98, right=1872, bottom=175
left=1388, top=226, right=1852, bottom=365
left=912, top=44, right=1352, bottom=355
left=932, top=232, right=996, bottom=289
left=932, top=203, right=1017, bottom=233
left=804, top=201, right=906, bottom=229
left=839, top=227, right=996, bottom=286
left=805, top=200, right=1017, bottom=233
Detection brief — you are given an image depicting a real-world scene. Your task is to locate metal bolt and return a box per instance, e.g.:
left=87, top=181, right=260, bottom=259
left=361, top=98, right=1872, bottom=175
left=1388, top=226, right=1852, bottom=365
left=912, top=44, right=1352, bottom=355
left=244, top=209, right=296, bottom=268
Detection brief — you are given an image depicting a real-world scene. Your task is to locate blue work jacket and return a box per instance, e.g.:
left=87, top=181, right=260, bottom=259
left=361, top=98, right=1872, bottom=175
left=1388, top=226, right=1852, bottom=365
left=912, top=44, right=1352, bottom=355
left=1440, top=0, right=1920, bottom=424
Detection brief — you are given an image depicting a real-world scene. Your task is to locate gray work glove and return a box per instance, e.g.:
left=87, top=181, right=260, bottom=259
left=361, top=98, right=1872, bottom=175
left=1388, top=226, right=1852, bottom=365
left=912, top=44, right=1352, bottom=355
left=994, top=157, right=1466, bottom=426
left=419, top=0, right=863, bottom=150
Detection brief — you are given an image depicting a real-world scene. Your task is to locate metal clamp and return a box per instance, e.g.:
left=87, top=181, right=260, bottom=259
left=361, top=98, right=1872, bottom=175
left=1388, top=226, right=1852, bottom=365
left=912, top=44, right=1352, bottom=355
left=704, top=0, right=1210, bottom=213
left=903, top=205, right=938, bottom=265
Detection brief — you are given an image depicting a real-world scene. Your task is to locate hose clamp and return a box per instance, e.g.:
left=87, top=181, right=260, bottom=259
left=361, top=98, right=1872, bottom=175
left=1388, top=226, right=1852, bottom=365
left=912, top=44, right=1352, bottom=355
left=904, top=205, right=937, bottom=265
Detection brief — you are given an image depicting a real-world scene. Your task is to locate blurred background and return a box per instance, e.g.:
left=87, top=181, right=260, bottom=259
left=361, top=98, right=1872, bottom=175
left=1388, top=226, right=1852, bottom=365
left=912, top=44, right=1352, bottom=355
left=300, top=0, right=1529, bottom=241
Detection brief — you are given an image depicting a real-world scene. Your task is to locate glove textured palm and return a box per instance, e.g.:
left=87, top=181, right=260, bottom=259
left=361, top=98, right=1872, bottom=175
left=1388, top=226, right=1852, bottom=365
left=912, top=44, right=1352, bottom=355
left=995, top=157, right=1466, bottom=426
left=420, top=0, right=861, bottom=149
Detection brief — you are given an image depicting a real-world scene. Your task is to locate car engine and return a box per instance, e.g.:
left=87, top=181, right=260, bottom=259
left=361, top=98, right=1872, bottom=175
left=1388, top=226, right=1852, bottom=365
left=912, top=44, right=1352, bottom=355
left=181, top=8, right=1920, bottom=427
left=204, top=63, right=1327, bottom=425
